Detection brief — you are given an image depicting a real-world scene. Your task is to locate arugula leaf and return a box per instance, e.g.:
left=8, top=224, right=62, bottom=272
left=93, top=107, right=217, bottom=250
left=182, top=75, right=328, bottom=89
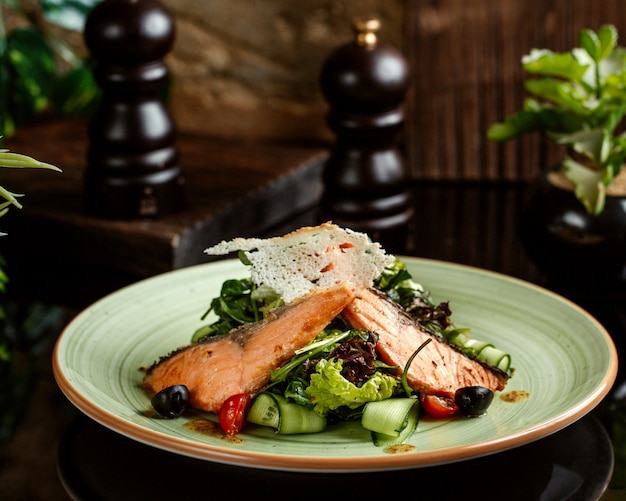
left=269, top=328, right=351, bottom=384
left=191, top=278, right=284, bottom=342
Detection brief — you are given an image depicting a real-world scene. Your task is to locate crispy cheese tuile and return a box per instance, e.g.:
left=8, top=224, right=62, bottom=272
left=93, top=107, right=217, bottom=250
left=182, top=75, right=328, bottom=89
left=205, top=222, right=395, bottom=303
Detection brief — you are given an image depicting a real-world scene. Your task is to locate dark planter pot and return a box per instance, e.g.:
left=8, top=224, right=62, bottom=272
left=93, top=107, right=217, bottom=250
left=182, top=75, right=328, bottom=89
left=519, top=170, right=626, bottom=298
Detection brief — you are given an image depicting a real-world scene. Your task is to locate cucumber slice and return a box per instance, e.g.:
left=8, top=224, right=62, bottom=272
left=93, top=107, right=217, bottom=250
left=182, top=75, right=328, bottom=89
left=479, top=346, right=511, bottom=372
left=247, top=392, right=326, bottom=434
left=247, top=392, right=280, bottom=429
left=361, top=397, right=418, bottom=437
left=464, top=339, right=493, bottom=354
left=446, top=330, right=471, bottom=346
left=371, top=398, right=419, bottom=447
left=445, top=331, right=512, bottom=373
left=274, top=394, right=326, bottom=434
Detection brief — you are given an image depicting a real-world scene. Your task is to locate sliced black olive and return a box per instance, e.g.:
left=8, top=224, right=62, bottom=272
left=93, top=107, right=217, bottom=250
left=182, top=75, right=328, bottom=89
left=454, top=386, right=494, bottom=416
left=151, top=384, right=190, bottom=418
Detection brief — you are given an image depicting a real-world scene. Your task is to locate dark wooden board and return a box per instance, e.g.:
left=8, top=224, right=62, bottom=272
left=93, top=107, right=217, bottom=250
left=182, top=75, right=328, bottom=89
left=1, top=119, right=325, bottom=305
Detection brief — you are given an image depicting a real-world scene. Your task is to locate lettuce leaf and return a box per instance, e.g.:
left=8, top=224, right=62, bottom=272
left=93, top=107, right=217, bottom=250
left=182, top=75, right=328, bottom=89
left=305, top=359, right=398, bottom=416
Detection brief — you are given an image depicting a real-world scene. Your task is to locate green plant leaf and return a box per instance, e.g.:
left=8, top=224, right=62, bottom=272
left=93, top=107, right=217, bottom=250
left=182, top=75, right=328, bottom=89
left=0, top=185, right=23, bottom=210
left=0, top=150, right=61, bottom=171
left=40, top=0, right=102, bottom=31
left=50, top=64, right=100, bottom=116
left=5, top=28, right=56, bottom=125
left=0, top=60, right=14, bottom=139
left=580, top=25, right=617, bottom=63
left=596, top=25, right=618, bottom=61
left=486, top=100, right=584, bottom=142
left=551, top=129, right=608, bottom=163
left=486, top=109, right=542, bottom=141
left=0, top=1, right=102, bottom=138
left=599, top=47, right=626, bottom=85
left=522, top=49, right=588, bottom=81
left=563, top=155, right=606, bottom=214
left=580, top=28, right=602, bottom=62
left=524, top=78, right=589, bottom=114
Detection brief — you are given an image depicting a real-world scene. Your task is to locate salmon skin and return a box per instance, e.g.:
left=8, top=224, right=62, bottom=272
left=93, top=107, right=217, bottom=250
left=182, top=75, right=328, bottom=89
left=143, top=283, right=355, bottom=413
left=343, top=288, right=509, bottom=398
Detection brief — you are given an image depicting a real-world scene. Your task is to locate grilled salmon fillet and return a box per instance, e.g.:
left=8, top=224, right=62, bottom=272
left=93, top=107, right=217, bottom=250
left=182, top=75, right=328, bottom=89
left=343, top=288, right=509, bottom=398
left=143, top=283, right=355, bottom=413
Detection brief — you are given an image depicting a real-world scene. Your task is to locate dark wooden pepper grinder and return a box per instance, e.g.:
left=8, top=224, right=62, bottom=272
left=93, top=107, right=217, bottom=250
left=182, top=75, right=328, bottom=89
left=84, top=0, right=185, bottom=219
left=319, top=17, right=413, bottom=250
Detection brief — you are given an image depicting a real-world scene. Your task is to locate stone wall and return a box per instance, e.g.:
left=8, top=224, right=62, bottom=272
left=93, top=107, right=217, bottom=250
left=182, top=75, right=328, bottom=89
left=4, top=0, right=405, bottom=142
left=163, top=0, right=406, bottom=143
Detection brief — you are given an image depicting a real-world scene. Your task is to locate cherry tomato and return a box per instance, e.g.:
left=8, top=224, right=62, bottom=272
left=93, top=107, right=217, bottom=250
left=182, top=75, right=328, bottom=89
left=218, top=393, right=252, bottom=435
left=420, top=394, right=458, bottom=417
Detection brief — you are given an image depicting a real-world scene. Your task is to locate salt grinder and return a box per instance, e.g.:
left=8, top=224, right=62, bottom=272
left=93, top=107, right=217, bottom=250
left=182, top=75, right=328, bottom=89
left=84, top=0, right=185, bottom=219
left=319, top=17, right=413, bottom=249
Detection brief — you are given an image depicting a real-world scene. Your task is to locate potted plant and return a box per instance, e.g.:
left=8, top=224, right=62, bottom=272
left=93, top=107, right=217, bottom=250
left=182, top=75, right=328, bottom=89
left=487, top=24, right=626, bottom=290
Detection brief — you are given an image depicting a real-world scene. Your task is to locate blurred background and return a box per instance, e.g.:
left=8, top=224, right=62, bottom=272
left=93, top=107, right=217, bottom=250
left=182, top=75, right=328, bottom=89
left=2, top=1, right=626, bottom=498
left=3, top=0, right=625, bottom=179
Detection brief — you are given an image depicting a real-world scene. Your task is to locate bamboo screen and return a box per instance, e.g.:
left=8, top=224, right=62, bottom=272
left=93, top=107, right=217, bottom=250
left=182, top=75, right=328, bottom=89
left=404, top=0, right=626, bottom=181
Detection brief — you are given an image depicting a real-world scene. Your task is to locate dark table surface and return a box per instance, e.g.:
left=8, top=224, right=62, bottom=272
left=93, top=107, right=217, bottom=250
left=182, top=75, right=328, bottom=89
left=55, top=181, right=625, bottom=501
left=0, top=121, right=624, bottom=500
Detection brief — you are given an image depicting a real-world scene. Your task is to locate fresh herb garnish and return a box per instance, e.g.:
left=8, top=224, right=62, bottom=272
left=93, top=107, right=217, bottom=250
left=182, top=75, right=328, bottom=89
left=375, top=258, right=452, bottom=334
left=191, top=261, right=283, bottom=342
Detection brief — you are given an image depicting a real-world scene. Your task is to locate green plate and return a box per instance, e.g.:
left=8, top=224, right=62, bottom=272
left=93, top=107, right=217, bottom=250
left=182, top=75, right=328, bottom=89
left=53, top=257, right=618, bottom=472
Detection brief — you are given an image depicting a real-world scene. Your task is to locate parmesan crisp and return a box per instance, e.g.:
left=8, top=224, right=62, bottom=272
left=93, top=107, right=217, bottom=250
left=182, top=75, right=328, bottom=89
left=204, top=222, right=395, bottom=303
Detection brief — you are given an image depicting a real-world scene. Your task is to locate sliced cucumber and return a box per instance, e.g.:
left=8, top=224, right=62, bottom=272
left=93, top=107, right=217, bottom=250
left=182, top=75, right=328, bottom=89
left=371, top=398, right=419, bottom=447
left=247, top=392, right=280, bottom=429
left=497, top=355, right=511, bottom=372
left=464, top=339, right=493, bottom=354
left=361, top=397, right=418, bottom=437
left=445, top=331, right=512, bottom=373
left=274, top=394, right=327, bottom=434
left=480, top=345, right=511, bottom=372
left=446, top=330, right=471, bottom=346
left=247, top=392, right=326, bottom=435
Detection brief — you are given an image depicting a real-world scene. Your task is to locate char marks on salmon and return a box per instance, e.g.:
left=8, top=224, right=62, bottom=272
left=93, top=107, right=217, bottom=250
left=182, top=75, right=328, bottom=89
left=343, top=288, right=509, bottom=398
left=143, top=283, right=355, bottom=413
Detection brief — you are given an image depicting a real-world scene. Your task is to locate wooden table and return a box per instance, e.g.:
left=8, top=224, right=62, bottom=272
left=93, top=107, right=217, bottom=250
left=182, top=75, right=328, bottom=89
left=1, top=119, right=624, bottom=499
left=50, top=180, right=623, bottom=500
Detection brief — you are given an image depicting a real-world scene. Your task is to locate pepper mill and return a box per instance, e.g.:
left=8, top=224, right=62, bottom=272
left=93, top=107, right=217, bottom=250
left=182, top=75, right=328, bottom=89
left=319, top=17, right=413, bottom=251
left=84, top=0, right=185, bottom=219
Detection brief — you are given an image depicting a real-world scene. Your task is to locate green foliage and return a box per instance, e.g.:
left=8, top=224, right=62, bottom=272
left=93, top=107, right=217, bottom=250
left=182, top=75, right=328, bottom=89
left=0, top=0, right=101, bottom=139
left=0, top=0, right=97, bottom=444
left=0, top=143, right=62, bottom=443
left=487, top=25, right=626, bottom=215
left=40, top=0, right=99, bottom=31
left=0, top=149, right=60, bottom=233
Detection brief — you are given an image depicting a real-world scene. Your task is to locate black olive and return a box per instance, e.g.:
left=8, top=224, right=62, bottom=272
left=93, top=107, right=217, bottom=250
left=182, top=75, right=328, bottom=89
left=454, top=386, right=494, bottom=416
left=151, top=384, right=190, bottom=418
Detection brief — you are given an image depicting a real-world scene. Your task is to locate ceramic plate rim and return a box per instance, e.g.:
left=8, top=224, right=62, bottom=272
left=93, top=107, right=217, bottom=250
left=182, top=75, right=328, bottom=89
left=53, top=257, right=618, bottom=472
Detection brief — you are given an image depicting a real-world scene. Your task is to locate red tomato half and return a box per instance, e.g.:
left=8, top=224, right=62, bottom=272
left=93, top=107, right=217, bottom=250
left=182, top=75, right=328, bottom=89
left=421, top=394, right=458, bottom=418
left=218, top=393, right=252, bottom=435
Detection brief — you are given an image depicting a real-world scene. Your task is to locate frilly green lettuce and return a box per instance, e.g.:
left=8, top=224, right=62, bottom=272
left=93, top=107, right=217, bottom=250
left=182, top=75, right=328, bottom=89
left=305, top=358, right=398, bottom=416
